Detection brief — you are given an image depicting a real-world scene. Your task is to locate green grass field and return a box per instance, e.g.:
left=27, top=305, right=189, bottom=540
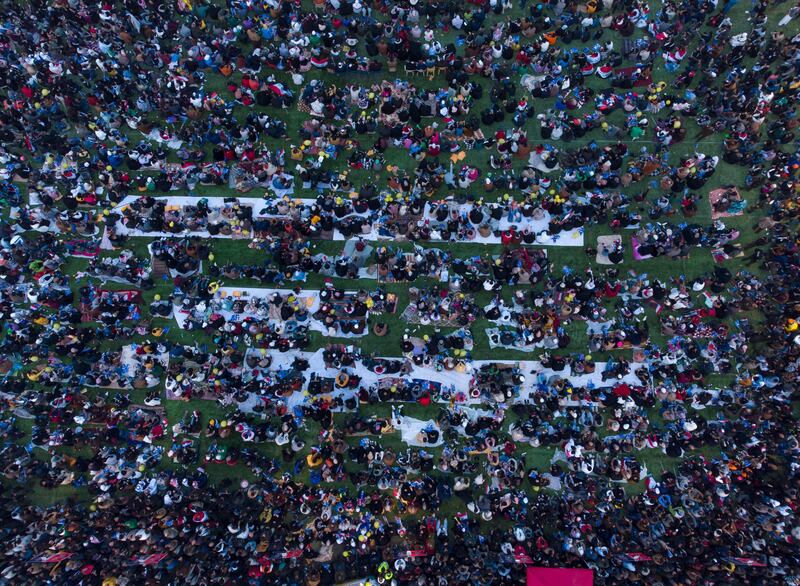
left=5, top=0, right=798, bottom=516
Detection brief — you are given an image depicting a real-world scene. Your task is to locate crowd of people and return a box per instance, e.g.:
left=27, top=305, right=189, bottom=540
left=0, top=0, right=799, bottom=583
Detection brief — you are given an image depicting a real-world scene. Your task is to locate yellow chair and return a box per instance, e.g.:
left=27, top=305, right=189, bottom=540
left=426, top=67, right=436, bottom=80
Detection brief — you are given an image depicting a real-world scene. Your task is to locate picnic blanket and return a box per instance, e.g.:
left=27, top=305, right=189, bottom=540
left=84, top=345, right=168, bottom=390
left=110, top=195, right=584, bottom=246
left=596, top=235, right=623, bottom=265
left=172, top=286, right=369, bottom=338
left=80, top=289, right=142, bottom=322
left=527, top=150, right=561, bottom=173
left=421, top=201, right=584, bottom=247
left=397, top=417, right=444, bottom=447
left=485, top=327, right=556, bottom=352
left=712, top=245, right=744, bottom=263
left=615, top=66, right=653, bottom=87
left=400, top=304, right=465, bottom=327
left=631, top=236, right=653, bottom=260
left=709, top=187, right=747, bottom=219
